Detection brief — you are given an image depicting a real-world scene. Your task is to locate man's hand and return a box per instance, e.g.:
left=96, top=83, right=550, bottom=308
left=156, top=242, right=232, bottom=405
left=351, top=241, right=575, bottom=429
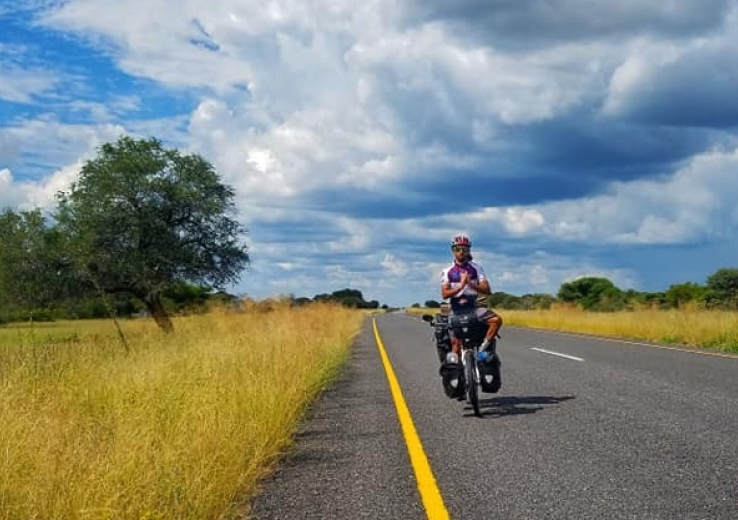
left=459, top=272, right=469, bottom=286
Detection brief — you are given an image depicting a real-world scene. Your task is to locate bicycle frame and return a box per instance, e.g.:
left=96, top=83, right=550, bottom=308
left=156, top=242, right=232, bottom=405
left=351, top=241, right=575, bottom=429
left=422, top=310, right=489, bottom=416
left=449, top=313, right=486, bottom=416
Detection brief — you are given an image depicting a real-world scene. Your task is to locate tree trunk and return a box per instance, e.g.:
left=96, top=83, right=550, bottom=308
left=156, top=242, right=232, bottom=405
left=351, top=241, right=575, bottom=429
left=144, top=292, right=174, bottom=333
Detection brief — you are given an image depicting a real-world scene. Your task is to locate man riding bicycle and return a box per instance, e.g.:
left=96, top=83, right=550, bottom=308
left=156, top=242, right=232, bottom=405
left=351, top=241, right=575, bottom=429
left=439, top=234, right=503, bottom=393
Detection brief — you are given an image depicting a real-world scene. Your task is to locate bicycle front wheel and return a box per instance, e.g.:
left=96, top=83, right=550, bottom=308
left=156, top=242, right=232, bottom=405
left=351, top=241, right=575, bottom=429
left=464, top=350, right=481, bottom=417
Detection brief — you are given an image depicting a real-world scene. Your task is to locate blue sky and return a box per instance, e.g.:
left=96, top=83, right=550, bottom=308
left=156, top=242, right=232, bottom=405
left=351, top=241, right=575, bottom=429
left=2, top=1, right=738, bottom=307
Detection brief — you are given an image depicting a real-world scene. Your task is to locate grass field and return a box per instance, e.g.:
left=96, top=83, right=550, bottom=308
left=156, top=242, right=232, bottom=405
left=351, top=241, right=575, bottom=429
left=0, top=302, right=365, bottom=520
left=405, top=305, right=738, bottom=353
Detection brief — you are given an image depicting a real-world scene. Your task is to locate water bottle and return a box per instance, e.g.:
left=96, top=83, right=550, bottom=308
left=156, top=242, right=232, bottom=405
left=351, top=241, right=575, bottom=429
left=476, top=351, right=488, bottom=362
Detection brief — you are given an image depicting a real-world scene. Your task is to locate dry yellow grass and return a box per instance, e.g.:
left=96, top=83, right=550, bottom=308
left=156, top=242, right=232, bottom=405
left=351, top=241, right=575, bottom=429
left=403, top=307, right=430, bottom=316
left=502, top=306, right=738, bottom=352
left=0, top=301, right=364, bottom=520
left=406, top=305, right=738, bottom=353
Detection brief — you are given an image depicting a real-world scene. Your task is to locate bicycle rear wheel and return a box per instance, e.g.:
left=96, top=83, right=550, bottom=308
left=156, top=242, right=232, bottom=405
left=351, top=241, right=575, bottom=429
left=464, top=350, right=481, bottom=416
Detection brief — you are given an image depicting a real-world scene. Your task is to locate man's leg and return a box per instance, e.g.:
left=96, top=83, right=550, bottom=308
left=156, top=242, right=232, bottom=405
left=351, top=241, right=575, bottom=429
left=476, top=308, right=502, bottom=392
left=486, top=311, right=502, bottom=342
left=450, top=336, right=462, bottom=355
left=478, top=308, right=502, bottom=352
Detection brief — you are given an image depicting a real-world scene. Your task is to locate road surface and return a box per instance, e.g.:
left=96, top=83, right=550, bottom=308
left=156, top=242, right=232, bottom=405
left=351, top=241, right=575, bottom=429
left=249, top=312, right=738, bottom=519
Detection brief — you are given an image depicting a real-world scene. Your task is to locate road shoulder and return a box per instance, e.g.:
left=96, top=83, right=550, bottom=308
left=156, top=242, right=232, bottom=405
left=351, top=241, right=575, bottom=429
left=246, top=316, right=426, bottom=520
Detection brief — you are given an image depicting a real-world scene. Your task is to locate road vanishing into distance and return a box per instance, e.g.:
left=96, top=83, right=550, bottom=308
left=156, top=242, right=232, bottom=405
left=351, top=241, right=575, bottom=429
left=249, top=312, right=738, bottom=519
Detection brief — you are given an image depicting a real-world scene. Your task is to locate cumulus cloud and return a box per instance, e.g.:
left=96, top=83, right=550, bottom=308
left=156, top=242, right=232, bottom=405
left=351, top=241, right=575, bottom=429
left=0, top=116, right=127, bottom=178
left=407, top=0, right=733, bottom=45
left=602, top=6, right=738, bottom=127
left=0, top=164, right=80, bottom=210
left=2, top=1, right=738, bottom=305
left=0, top=64, right=58, bottom=104
left=381, top=253, right=408, bottom=278
left=541, top=147, right=738, bottom=245
left=437, top=145, right=738, bottom=246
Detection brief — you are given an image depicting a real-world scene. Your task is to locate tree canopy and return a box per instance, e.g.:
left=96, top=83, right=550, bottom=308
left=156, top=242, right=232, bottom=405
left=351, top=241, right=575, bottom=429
left=0, top=208, right=74, bottom=315
left=557, top=277, right=625, bottom=311
left=705, top=268, right=738, bottom=309
left=52, top=135, right=250, bottom=331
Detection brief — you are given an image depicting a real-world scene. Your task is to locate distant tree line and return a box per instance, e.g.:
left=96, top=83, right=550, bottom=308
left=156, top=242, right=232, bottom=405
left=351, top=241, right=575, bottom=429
left=418, top=268, right=738, bottom=312
left=291, top=288, right=385, bottom=309
left=0, top=274, right=237, bottom=325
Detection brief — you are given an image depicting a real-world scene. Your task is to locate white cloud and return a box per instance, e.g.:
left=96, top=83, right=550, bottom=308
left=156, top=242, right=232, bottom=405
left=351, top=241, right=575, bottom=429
left=347, top=24, right=614, bottom=126
left=29, top=0, right=624, bottom=208
left=0, top=63, right=58, bottom=103
left=602, top=4, right=738, bottom=121
left=381, top=252, right=408, bottom=277
left=467, top=207, right=546, bottom=235
left=2, top=0, right=737, bottom=306
left=0, top=116, right=126, bottom=172
left=602, top=39, right=689, bottom=117
left=0, top=169, right=15, bottom=208
left=0, top=163, right=80, bottom=210
left=186, top=96, right=402, bottom=209
left=541, top=146, right=738, bottom=244
left=441, top=248, right=637, bottom=294
left=433, top=146, right=738, bottom=246
left=0, top=42, right=60, bottom=103
left=25, top=0, right=727, bottom=219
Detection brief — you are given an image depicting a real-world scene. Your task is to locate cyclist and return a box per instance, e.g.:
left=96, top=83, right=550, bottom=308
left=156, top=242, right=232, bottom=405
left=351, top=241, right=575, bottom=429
left=439, top=234, right=502, bottom=391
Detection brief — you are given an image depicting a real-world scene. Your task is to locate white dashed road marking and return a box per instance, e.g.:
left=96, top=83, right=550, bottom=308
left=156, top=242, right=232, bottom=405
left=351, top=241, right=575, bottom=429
left=531, top=347, right=584, bottom=362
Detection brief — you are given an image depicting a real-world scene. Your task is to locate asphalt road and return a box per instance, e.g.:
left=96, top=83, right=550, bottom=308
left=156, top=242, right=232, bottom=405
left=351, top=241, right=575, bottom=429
left=248, top=312, right=738, bottom=519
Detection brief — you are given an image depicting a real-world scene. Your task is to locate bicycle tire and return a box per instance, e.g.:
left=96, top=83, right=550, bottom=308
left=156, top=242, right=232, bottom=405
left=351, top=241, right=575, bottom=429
left=464, top=350, right=481, bottom=416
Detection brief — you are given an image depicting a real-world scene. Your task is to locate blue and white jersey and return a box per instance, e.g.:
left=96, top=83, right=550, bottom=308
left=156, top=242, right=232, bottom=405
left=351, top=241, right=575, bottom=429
left=440, top=260, right=488, bottom=312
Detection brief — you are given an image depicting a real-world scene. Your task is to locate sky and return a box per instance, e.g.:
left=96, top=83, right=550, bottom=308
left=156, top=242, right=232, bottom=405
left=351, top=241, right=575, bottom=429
left=1, top=1, right=737, bottom=307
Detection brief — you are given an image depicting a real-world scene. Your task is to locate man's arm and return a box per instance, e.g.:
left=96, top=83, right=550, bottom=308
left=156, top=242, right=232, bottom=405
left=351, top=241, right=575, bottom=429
left=441, top=283, right=462, bottom=300
left=441, top=272, right=468, bottom=299
left=469, top=264, right=491, bottom=294
left=470, top=279, right=491, bottom=294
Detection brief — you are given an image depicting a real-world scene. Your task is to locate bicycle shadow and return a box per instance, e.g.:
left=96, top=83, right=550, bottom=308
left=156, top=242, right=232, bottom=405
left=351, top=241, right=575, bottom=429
left=464, top=394, right=576, bottom=418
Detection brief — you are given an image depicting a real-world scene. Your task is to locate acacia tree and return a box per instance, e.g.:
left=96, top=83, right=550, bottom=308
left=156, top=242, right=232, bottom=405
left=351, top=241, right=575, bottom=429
left=557, top=276, right=624, bottom=311
left=54, top=135, right=250, bottom=332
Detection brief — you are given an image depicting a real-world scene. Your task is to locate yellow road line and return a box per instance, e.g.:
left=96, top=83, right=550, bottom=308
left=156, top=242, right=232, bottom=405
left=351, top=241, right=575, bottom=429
left=372, top=317, right=450, bottom=520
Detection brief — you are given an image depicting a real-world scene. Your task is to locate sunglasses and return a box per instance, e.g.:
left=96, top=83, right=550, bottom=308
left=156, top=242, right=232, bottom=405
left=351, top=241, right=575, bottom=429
left=452, top=246, right=470, bottom=252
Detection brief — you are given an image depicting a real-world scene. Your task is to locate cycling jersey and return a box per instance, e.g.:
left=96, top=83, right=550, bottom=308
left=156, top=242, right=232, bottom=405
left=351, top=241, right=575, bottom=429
left=439, top=260, right=488, bottom=313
